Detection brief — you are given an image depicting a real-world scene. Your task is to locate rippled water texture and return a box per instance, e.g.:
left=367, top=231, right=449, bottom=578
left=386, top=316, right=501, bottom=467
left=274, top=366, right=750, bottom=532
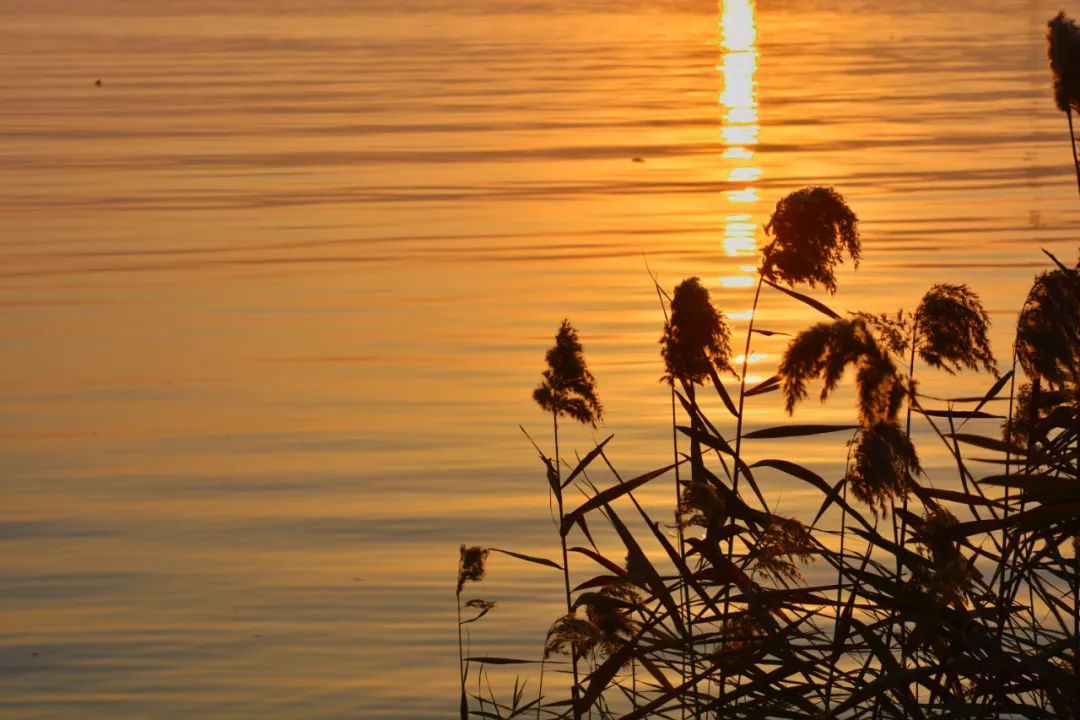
left=2, top=0, right=1078, bottom=717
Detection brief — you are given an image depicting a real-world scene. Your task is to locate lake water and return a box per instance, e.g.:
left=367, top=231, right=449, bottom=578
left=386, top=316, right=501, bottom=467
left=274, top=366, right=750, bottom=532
left=2, top=0, right=1078, bottom=717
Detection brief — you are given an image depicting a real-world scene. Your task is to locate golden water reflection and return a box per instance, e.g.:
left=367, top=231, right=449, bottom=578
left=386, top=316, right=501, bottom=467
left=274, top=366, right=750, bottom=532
left=718, top=0, right=760, bottom=266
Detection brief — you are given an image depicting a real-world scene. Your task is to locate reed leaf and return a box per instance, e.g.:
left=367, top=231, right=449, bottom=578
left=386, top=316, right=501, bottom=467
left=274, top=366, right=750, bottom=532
left=489, top=548, right=563, bottom=571
left=742, top=423, right=859, bottom=439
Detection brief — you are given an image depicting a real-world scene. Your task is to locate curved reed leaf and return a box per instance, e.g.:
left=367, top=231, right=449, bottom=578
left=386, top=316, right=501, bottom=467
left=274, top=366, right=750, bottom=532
left=762, top=277, right=841, bottom=318
left=915, top=408, right=1003, bottom=419
left=489, top=548, right=563, bottom=571
left=567, top=548, right=627, bottom=578
left=675, top=425, right=735, bottom=455
left=560, top=461, right=680, bottom=536
left=742, top=423, right=858, bottom=439
left=706, top=364, right=740, bottom=417
left=948, top=432, right=1027, bottom=456
left=562, top=434, right=614, bottom=488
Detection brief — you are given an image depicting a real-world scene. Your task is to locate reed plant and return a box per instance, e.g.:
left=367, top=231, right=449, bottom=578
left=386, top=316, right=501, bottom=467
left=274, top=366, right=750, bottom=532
left=444, top=18, right=1080, bottom=715
left=1048, top=12, right=1080, bottom=196
left=455, top=234, right=1080, bottom=719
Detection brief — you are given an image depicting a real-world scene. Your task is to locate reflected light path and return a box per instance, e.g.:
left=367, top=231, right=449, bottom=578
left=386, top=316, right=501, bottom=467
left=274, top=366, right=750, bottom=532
left=718, top=0, right=760, bottom=266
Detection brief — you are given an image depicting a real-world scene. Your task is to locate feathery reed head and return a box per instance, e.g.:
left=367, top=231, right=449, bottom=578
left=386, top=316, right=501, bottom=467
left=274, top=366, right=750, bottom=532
left=845, top=421, right=920, bottom=516
left=678, top=479, right=726, bottom=530
left=912, top=508, right=982, bottom=609
left=748, top=516, right=814, bottom=582
left=779, top=317, right=902, bottom=424
left=544, top=611, right=601, bottom=659
left=580, top=583, right=640, bottom=657
left=1048, top=12, right=1080, bottom=113
left=660, top=277, right=734, bottom=386
left=546, top=585, right=639, bottom=662
left=761, top=186, right=860, bottom=294
left=533, top=319, right=603, bottom=427
left=853, top=309, right=910, bottom=358
left=457, top=544, right=489, bottom=596
left=915, top=283, right=996, bottom=374
left=1002, top=382, right=1073, bottom=448
left=462, top=598, right=497, bottom=624
left=1016, top=263, right=1080, bottom=387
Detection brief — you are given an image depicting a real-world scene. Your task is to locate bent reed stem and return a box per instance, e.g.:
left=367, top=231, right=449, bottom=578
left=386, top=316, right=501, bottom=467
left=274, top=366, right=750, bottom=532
left=553, top=412, right=583, bottom=720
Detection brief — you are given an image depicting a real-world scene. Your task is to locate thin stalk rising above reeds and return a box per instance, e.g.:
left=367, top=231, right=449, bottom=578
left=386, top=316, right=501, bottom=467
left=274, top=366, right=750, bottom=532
left=1048, top=12, right=1080, bottom=197
left=659, top=276, right=733, bottom=717
left=742, top=185, right=862, bottom=487
left=533, top=319, right=602, bottom=720
left=457, top=545, right=489, bottom=720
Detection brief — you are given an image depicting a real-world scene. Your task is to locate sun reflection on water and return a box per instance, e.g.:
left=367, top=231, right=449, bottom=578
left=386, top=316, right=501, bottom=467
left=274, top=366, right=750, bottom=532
left=718, top=0, right=760, bottom=265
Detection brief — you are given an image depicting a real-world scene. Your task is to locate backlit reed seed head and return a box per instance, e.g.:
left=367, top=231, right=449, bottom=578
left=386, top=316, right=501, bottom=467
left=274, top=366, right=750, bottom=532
left=748, top=516, right=814, bottom=582
left=678, top=480, right=725, bottom=530
left=533, top=319, right=603, bottom=427
left=1001, top=382, right=1074, bottom=447
left=578, top=584, right=640, bottom=659
left=464, top=598, right=495, bottom=612
left=713, top=613, right=763, bottom=668
left=779, top=317, right=903, bottom=425
left=761, top=186, right=860, bottom=294
left=845, top=421, right=921, bottom=517
left=457, top=544, right=489, bottom=596
left=660, top=277, right=733, bottom=386
left=1048, top=12, right=1080, bottom=113
left=913, top=508, right=981, bottom=608
left=853, top=310, right=911, bottom=358
left=462, top=598, right=496, bottom=623
left=1016, top=264, right=1080, bottom=388
left=915, top=283, right=996, bottom=374
left=544, top=612, right=601, bottom=659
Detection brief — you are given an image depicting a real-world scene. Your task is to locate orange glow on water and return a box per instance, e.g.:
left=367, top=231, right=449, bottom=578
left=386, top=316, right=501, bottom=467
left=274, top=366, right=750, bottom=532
left=719, top=0, right=762, bottom=285
left=722, top=214, right=757, bottom=256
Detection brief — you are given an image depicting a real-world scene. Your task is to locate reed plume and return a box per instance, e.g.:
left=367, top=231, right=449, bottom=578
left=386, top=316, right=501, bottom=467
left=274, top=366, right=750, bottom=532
left=1048, top=12, right=1080, bottom=195
left=533, top=319, right=602, bottom=720
left=780, top=317, right=919, bottom=514
left=659, top=276, right=732, bottom=716
left=534, top=319, right=603, bottom=427
left=913, top=283, right=996, bottom=375
left=660, top=277, right=734, bottom=386
left=845, top=420, right=921, bottom=516
left=731, top=186, right=862, bottom=504
left=1016, top=262, right=1080, bottom=388
left=779, top=317, right=902, bottom=424
left=761, top=186, right=860, bottom=294
left=457, top=544, right=489, bottom=595
left=457, top=545, right=489, bottom=720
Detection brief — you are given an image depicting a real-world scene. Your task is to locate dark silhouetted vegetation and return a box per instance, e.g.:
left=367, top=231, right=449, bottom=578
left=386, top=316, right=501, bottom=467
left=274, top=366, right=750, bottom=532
left=1048, top=11, right=1080, bottom=195
left=451, top=16, right=1080, bottom=717
left=456, top=227, right=1079, bottom=719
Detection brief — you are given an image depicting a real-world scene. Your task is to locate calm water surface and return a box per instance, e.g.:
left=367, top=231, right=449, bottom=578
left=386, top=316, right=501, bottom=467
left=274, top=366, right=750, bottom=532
left=2, top=0, right=1078, bottom=717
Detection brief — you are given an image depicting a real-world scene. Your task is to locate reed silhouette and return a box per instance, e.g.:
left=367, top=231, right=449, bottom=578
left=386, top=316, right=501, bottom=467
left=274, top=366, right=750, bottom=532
left=456, top=232, right=1080, bottom=719
left=532, top=319, right=603, bottom=720
left=1048, top=12, right=1080, bottom=196
left=457, top=545, right=490, bottom=720
left=659, top=276, right=734, bottom=719
left=448, top=17, right=1080, bottom=714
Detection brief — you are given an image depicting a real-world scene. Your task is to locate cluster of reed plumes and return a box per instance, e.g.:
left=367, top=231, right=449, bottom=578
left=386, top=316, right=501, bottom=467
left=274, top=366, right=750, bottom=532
left=454, top=182, right=1080, bottom=720
left=450, top=21, right=1080, bottom=719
